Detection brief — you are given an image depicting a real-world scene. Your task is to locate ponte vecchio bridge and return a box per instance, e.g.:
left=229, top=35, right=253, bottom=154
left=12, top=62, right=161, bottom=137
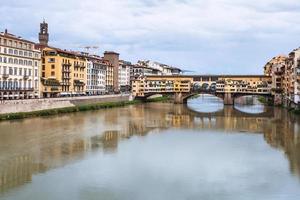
left=132, top=75, right=273, bottom=105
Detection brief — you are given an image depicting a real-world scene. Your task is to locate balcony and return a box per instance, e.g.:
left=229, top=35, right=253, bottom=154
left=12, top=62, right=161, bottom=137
left=62, top=68, right=71, bottom=73
left=74, top=64, right=86, bottom=68
left=62, top=63, right=71, bottom=67
left=74, top=80, right=85, bottom=86
left=0, top=87, right=34, bottom=92
left=62, top=76, right=71, bottom=79
left=23, top=75, right=30, bottom=79
left=2, top=73, right=9, bottom=79
left=50, top=87, right=60, bottom=91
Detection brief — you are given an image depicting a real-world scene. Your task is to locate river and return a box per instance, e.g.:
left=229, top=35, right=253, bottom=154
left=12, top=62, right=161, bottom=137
left=0, top=95, right=300, bottom=200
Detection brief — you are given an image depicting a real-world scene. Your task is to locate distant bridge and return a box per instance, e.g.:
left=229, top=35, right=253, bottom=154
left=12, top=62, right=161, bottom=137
left=132, top=75, right=273, bottom=105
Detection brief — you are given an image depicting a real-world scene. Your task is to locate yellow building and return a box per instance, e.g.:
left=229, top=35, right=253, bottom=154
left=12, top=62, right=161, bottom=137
left=41, top=47, right=87, bottom=97
left=132, top=75, right=193, bottom=97
left=216, top=76, right=271, bottom=94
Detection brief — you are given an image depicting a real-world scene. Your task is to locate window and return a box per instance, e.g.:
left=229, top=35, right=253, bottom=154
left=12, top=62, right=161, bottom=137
left=35, top=69, right=38, bottom=77
left=28, top=69, right=32, bottom=76
left=9, top=67, right=13, bottom=75
left=14, top=67, right=17, bottom=75
left=19, top=68, right=22, bottom=76
left=51, top=64, right=55, bottom=69
left=48, top=58, right=55, bottom=63
left=51, top=71, right=55, bottom=76
left=14, top=50, right=18, bottom=55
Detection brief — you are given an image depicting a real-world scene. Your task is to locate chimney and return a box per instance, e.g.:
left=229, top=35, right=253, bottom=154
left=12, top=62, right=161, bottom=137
left=4, top=29, right=7, bottom=34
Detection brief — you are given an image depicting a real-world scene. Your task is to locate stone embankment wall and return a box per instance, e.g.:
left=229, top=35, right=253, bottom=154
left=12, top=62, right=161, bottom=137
left=0, top=94, right=131, bottom=114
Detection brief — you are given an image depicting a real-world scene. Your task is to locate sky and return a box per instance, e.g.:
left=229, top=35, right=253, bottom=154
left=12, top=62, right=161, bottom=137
left=1, top=0, right=300, bottom=74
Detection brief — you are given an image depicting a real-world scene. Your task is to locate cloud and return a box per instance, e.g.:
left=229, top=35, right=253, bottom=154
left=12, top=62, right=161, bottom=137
left=1, top=0, right=300, bottom=74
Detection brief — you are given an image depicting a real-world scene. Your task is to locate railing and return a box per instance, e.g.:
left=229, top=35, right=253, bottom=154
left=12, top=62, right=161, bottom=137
left=62, top=63, right=71, bottom=66
left=0, top=87, right=34, bottom=91
left=62, top=68, right=71, bottom=73
left=23, top=75, right=30, bottom=79
left=2, top=74, right=9, bottom=79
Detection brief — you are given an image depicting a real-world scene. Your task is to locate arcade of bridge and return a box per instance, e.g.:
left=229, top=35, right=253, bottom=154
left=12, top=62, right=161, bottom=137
left=132, top=75, right=273, bottom=105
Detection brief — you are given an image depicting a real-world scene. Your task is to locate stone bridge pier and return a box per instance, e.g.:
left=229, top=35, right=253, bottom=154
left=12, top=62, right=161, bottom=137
left=174, top=92, right=184, bottom=104
left=224, top=93, right=234, bottom=105
left=172, top=92, right=274, bottom=106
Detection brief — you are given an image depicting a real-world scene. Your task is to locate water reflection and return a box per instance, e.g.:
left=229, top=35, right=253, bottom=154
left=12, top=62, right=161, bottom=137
left=0, top=101, right=299, bottom=199
left=234, top=96, right=267, bottom=114
left=187, top=94, right=224, bottom=113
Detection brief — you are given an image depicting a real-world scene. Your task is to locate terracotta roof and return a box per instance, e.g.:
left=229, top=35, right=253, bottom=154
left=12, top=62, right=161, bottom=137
left=0, top=30, right=36, bottom=44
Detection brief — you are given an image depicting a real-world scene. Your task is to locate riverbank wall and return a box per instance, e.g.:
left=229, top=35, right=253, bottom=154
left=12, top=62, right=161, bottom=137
left=0, top=94, right=131, bottom=114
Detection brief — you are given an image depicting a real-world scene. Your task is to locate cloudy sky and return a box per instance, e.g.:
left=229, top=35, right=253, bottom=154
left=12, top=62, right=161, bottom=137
left=1, top=0, right=300, bottom=74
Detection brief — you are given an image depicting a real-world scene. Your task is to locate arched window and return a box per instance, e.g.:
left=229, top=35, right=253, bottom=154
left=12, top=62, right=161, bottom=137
left=14, top=59, right=18, bottom=64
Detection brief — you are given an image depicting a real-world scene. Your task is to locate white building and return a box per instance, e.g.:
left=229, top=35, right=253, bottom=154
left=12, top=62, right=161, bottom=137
left=119, top=61, right=132, bottom=92
left=136, top=60, right=182, bottom=76
left=0, top=30, right=41, bottom=100
left=86, top=56, right=106, bottom=95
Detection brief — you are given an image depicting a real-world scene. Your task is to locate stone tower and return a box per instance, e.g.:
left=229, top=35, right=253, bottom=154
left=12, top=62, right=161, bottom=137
left=104, top=51, right=120, bottom=92
left=39, top=20, right=49, bottom=46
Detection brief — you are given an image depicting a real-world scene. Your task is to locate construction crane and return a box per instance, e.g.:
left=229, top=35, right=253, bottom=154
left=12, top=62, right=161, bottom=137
left=78, top=46, right=100, bottom=54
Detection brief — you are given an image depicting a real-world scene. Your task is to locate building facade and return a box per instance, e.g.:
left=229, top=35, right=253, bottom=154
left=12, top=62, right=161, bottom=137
left=119, top=60, right=132, bottom=92
left=286, top=49, right=300, bottom=104
left=263, top=56, right=287, bottom=105
left=0, top=30, right=41, bottom=100
left=264, top=52, right=300, bottom=105
left=86, top=55, right=106, bottom=95
left=216, top=76, right=271, bottom=94
left=41, top=47, right=87, bottom=97
left=132, top=76, right=192, bottom=97
left=105, top=61, right=114, bottom=94
left=104, top=51, right=119, bottom=93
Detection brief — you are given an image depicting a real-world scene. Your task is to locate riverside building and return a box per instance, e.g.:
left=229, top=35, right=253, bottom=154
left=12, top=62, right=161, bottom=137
left=86, top=55, right=107, bottom=95
left=104, top=51, right=119, bottom=93
left=119, top=60, right=132, bottom=92
left=0, top=30, right=41, bottom=100
left=41, top=47, right=87, bottom=97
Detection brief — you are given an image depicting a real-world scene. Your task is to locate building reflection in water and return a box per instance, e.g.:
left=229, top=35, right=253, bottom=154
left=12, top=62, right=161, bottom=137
left=0, top=102, right=299, bottom=194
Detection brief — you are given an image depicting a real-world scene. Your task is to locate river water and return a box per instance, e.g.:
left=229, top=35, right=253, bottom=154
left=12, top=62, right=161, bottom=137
left=0, top=95, right=300, bottom=200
